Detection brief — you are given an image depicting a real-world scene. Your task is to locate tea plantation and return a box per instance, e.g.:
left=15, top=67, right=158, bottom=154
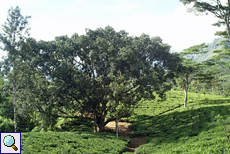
left=15, top=91, right=230, bottom=153
left=127, top=91, right=230, bottom=153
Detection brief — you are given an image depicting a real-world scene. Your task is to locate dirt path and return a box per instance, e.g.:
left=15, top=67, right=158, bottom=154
left=105, top=121, right=147, bottom=153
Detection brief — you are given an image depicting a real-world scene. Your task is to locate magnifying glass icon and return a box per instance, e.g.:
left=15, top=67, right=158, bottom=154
left=3, top=135, right=18, bottom=151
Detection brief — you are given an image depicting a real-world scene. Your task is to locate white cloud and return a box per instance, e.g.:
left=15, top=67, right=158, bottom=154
left=98, top=3, right=222, bottom=52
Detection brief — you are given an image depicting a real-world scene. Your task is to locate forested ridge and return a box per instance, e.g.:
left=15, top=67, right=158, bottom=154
left=1, top=1, right=230, bottom=153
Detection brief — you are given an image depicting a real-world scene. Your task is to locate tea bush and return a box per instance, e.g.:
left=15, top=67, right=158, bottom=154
left=21, top=131, right=129, bottom=154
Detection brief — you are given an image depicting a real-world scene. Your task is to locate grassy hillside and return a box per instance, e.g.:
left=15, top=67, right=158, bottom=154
left=128, top=91, right=230, bottom=154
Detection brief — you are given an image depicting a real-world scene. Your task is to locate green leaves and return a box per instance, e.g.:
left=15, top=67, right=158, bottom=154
left=215, top=31, right=229, bottom=38
left=179, top=43, right=208, bottom=75
left=0, top=6, right=30, bottom=57
left=212, top=21, right=226, bottom=27
left=180, top=43, right=208, bottom=56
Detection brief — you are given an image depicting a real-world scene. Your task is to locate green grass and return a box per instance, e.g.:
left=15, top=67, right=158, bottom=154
left=21, top=131, right=129, bottom=154
left=127, top=91, right=230, bottom=154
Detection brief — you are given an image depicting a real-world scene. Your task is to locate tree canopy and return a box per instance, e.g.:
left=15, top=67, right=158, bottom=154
left=11, top=26, right=181, bottom=132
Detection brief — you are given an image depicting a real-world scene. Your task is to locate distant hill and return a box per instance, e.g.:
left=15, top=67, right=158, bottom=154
left=192, top=37, right=230, bottom=93
left=193, top=37, right=225, bottom=63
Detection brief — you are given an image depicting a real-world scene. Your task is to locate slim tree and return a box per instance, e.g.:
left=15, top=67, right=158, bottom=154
left=0, top=6, right=30, bottom=132
left=179, top=43, right=208, bottom=107
left=181, top=1, right=230, bottom=95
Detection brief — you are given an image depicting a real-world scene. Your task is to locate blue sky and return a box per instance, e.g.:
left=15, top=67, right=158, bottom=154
left=0, top=0, right=223, bottom=58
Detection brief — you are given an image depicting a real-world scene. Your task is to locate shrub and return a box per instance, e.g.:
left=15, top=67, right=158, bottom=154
left=0, top=116, right=14, bottom=132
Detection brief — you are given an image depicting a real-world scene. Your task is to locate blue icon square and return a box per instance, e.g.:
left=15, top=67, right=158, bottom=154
left=0, top=132, right=21, bottom=154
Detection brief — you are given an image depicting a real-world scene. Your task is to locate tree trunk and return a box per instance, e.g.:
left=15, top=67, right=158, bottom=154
left=184, top=72, right=189, bottom=108
left=227, top=0, right=230, bottom=41
left=94, top=115, right=106, bottom=133
left=184, top=88, right=188, bottom=108
left=226, top=19, right=230, bottom=41
left=93, top=110, right=98, bottom=133
left=223, top=124, right=230, bottom=144
left=115, top=99, right=119, bottom=140
left=93, top=119, right=99, bottom=132
left=98, top=118, right=105, bottom=132
left=13, top=62, right=17, bottom=132
left=116, top=112, right=119, bottom=140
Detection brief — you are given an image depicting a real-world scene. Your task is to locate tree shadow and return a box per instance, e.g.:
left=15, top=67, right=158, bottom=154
left=199, top=98, right=230, bottom=105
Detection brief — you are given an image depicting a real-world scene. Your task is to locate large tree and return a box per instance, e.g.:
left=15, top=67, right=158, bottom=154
left=0, top=6, right=30, bottom=132
left=18, top=26, right=181, bottom=132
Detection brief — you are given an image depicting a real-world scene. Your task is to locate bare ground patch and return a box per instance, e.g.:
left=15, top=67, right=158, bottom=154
left=105, top=121, right=146, bottom=153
